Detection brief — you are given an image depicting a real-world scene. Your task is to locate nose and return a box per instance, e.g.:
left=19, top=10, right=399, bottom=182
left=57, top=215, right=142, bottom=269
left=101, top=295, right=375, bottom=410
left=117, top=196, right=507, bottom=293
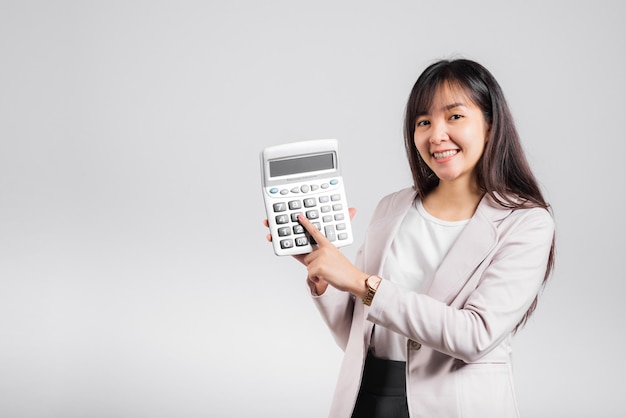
left=429, top=121, right=448, bottom=145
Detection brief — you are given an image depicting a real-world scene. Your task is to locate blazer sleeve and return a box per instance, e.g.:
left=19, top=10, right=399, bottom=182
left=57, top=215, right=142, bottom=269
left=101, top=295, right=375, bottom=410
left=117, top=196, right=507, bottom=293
left=310, top=285, right=355, bottom=351
left=366, top=207, right=554, bottom=363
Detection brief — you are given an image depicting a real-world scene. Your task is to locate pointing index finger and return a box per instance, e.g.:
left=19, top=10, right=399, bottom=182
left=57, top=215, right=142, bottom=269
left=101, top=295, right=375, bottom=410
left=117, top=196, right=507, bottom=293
left=297, top=213, right=330, bottom=246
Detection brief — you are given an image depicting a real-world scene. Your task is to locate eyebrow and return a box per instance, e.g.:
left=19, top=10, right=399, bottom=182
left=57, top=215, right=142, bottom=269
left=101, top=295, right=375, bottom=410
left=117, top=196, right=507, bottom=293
left=417, top=102, right=466, bottom=117
left=443, top=102, right=466, bottom=111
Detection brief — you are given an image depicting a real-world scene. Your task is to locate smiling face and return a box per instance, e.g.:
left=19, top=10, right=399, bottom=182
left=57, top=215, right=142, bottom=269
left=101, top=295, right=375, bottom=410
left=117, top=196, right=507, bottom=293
left=413, top=83, right=490, bottom=189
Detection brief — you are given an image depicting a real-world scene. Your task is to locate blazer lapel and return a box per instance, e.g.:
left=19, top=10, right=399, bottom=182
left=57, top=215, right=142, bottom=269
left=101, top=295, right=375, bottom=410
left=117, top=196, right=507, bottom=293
left=425, top=194, right=512, bottom=303
left=361, top=188, right=417, bottom=276
left=359, top=188, right=416, bottom=337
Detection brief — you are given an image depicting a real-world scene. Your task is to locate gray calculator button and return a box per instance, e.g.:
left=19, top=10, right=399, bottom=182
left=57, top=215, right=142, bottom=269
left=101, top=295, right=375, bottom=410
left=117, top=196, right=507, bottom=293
left=291, top=213, right=301, bottom=222
left=323, top=215, right=332, bottom=223
left=293, top=224, right=305, bottom=234
left=331, top=194, right=341, bottom=201
left=280, top=239, right=294, bottom=249
left=324, top=225, right=337, bottom=242
left=273, top=202, right=287, bottom=212
left=289, top=200, right=302, bottom=210
left=304, top=198, right=317, bottom=208
left=295, top=236, right=309, bottom=246
left=319, top=195, right=329, bottom=203
left=321, top=183, right=329, bottom=189
left=300, top=185, right=310, bottom=193
left=275, top=214, right=289, bottom=224
left=336, top=223, right=347, bottom=231
left=280, top=189, right=289, bottom=195
left=306, top=210, right=319, bottom=220
left=320, top=205, right=331, bottom=213
left=291, top=187, right=300, bottom=193
left=332, top=204, right=343, bottom=211
left=334, top=213, right=345, bottom=221
left=338, top=233, right=348, bottom=240
left=311, top=184, right=319, bottom=191
left=278, top=227, right=291, bottom=237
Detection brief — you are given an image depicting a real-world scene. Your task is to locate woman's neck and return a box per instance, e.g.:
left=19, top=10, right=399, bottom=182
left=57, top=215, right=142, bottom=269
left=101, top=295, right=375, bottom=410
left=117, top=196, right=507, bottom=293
left=422, top=181, right=484, bottom=221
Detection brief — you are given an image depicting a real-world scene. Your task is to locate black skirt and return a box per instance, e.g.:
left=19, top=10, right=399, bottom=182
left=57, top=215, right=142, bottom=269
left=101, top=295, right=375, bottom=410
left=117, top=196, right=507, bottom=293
left=351, top=351, right=410, bottom=418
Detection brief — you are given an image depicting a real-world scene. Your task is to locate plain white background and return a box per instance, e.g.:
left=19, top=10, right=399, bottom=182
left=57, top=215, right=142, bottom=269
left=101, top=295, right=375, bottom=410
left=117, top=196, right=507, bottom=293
left=1, top=1, right=624, bottom=417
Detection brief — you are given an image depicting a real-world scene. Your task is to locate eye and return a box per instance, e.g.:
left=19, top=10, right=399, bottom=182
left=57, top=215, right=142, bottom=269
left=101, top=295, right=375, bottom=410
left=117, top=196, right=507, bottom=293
left=449, top=114, right=463, bottom=121
left=416, top=119, right=430, bottom=127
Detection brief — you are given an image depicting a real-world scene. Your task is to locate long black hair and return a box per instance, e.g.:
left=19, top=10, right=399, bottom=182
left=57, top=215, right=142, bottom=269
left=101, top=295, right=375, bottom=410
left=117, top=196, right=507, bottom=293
left=403, top=58, right=555, bottom=331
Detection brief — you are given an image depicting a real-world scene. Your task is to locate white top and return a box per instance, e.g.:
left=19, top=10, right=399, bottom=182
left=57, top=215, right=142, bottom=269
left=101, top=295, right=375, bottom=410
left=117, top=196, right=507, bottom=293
left=369, top=199, right=469, bottom=361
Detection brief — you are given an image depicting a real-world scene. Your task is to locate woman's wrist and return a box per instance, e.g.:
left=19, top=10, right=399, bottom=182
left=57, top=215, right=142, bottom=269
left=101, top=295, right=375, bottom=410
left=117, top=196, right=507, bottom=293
left=354, top=274, right=369, bottom=299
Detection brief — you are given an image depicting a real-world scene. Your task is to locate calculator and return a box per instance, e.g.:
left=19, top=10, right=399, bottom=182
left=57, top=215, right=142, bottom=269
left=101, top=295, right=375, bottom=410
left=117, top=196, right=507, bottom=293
left=260, top=139, right=354, bottom=256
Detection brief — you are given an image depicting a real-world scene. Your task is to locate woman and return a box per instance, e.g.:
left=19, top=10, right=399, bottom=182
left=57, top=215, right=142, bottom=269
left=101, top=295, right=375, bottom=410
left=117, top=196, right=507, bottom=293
left=267, top=58, right=555, bottom=418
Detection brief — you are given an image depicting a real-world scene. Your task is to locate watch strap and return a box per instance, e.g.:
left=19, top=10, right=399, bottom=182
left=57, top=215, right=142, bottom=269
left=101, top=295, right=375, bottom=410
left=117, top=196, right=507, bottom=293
left=362, top=275, right=380, bottom=306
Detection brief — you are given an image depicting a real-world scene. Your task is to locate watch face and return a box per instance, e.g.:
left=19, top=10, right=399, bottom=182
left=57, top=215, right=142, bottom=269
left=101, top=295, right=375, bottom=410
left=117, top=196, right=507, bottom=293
left=368, top=275, right=381, bottom=289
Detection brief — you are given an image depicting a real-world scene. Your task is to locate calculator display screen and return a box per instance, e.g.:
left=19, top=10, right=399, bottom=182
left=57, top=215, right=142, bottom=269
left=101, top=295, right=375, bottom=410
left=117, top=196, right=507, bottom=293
left=269, top=152, right=335, bottom=177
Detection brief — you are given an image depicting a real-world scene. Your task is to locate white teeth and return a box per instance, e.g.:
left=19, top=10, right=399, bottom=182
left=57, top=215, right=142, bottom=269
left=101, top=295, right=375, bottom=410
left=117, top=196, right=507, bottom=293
left=433, top=150, right=458, bottom=159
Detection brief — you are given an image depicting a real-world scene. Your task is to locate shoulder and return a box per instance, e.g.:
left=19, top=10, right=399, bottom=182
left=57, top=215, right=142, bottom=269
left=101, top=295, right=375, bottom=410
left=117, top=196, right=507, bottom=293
left=513, top=205, right=555, bottom=236
left=481, top=193, right=554, bottom=238
left=373, top=187, right=416, bottom=215
left=362, top=187, right=416, bottom=235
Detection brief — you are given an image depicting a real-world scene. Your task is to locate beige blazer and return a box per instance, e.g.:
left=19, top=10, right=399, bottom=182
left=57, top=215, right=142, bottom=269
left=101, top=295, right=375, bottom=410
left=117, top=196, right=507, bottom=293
left=313, top=187, right=554, bottom=418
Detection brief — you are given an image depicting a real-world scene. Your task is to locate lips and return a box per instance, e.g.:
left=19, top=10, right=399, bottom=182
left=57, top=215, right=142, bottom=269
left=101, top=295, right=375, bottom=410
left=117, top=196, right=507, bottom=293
left=432, top=150, right=458, bottom=159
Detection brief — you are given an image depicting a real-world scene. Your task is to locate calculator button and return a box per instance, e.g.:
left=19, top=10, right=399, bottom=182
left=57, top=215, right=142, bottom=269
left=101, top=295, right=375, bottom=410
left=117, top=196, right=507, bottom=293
left=280, top=239, right=294, bottom=249
left=311, top=184, right=319, bottom=191
left=304, top=198, right=317, bottom=208
left=280, top=189, right=289, bottom=195
left=321, top=183, right=329, bottom=189
left=291, top=187, right=300, bottom=193
left=273, top=202, right=287, bottom=212
left=306, top=210, right=319, bottom=220
left=269, top=188, right=279, bottom=194
left=289, top=200, right=302, bottom=210
left=275, top=214, right=289, bottom=224
left=334, top=213, right=345, bottom=221
left=295, top=236, right=309, bottom=246
left=330, top=179, right=338, bottom=185
left=319, top=196, right=329, bottom=203
left=291, top=213, right=302, bottom=222
left=293, top=224, right=305, bottom=234
left=332, top=204, right=343, bottom=211
left=336, top=223, right=347, bottom=231
left=338, top=233, right=348, bottom=240
left=300, top=185, right=310, bottom=193
left=331, top=194, right=341, bottom=201
left=323, top=215, right=333, bottom=223
left=324, top=225, right=337, bottom=242
left=277, top=227, right=291, bottom=237
left=321, top=205, right=331, bottom=213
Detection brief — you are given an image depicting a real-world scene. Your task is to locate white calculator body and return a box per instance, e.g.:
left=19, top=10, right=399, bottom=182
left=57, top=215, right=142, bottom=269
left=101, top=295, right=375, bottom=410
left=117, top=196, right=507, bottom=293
left=261, top=139, right=354, bottom=256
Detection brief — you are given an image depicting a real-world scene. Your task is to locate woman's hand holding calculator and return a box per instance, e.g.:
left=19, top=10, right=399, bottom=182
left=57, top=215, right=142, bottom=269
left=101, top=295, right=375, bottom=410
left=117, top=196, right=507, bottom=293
left=264, top=208, right=366, bottom=297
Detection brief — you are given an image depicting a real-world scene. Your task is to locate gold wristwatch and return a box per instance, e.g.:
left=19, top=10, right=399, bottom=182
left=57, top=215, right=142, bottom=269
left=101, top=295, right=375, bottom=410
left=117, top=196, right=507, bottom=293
left=362, top=275, right=381, bottom=306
